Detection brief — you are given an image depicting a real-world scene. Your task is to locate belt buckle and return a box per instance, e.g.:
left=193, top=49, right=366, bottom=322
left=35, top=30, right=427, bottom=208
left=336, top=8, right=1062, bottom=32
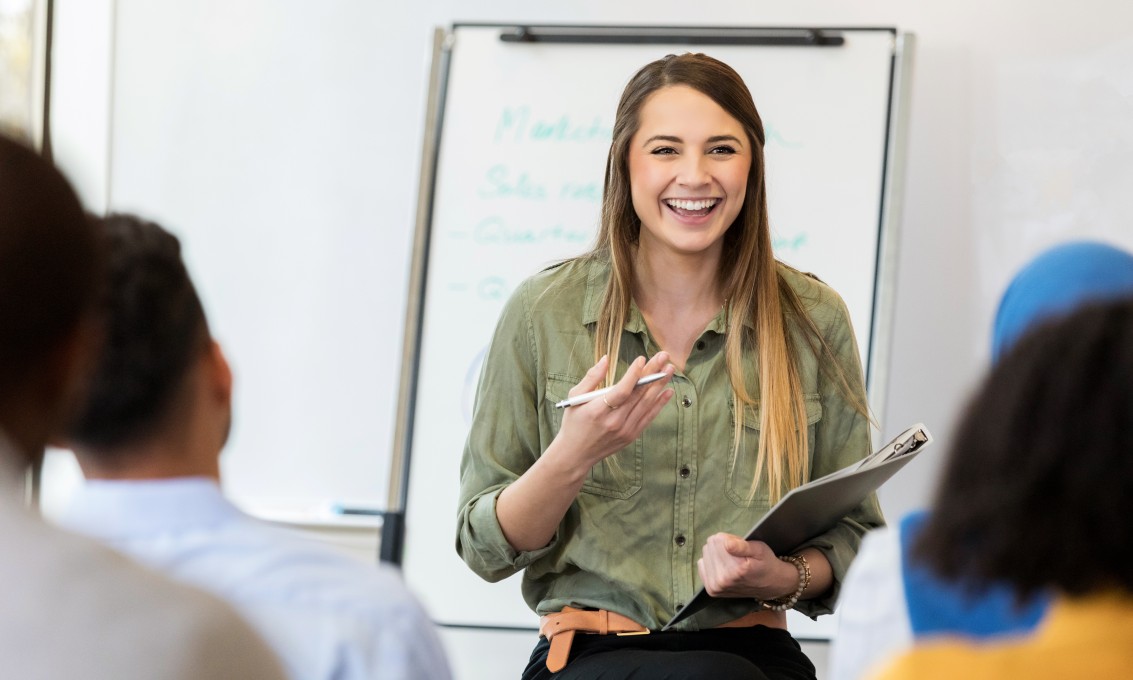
left=615, top=630, right=651, bottom=637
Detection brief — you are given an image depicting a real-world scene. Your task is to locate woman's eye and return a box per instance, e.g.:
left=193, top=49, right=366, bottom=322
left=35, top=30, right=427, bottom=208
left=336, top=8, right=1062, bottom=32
left=650, top=147, right=677, bottom=155
left=709, top=145, right=737, bottom=155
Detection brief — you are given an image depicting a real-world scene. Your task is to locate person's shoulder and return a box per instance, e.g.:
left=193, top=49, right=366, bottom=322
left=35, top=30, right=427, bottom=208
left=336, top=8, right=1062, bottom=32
left=777, top=261, right=842, bottom=305
left=871, top=643, right=977, bottom=680
left=507, top=254, right=601, bottom=316
left=522, top=255, right=596, bottom=295
left=0, top=504, right=284, bottom=678
left=223, top=515, right=432, bottom=617
left=872, top=640, right=1036, bottom=680
left=223, top=520, right=450, bottom=676
left=857, top=525, right=901, bottom=565
left=777, top=261, right=851, bottom=328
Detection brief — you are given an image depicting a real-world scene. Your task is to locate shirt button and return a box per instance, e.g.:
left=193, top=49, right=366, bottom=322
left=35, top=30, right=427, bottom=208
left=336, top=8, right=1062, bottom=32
left=679, top=466, right=690, bottom=478
left=681, top=396, right=693, bottom=408
left=695, top=341, right=706, bottom=351
left=675, top=535, right=686, bottom=547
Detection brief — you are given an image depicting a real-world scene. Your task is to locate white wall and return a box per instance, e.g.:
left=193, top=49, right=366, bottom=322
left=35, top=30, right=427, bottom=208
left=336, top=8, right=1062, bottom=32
left=48, top=1, right=1133, bottom=675
left=52, top=0, right=1133, bottom=523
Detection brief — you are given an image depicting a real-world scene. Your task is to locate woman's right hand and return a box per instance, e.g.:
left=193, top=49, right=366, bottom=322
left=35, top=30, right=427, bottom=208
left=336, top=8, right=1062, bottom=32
left=556, top=352, right=675, bottom=468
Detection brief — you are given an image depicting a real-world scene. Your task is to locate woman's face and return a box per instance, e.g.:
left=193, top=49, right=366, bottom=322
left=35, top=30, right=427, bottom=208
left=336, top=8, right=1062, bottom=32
left=627, top=85, right=751, bottom=260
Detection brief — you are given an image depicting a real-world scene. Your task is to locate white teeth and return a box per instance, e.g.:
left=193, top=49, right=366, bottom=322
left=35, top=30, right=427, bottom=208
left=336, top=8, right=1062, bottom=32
left=665, top=198, right=719, bottom=211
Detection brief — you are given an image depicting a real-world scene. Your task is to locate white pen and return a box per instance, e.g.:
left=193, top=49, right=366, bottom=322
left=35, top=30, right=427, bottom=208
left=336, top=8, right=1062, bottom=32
left=554, top=372, right=670, bottom=409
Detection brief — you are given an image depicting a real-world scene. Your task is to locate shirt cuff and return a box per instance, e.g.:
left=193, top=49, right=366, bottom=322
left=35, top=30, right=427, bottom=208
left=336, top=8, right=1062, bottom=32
left=466, top=488, right=559, bottom=575
left=791, top=536, right=843, bottom=618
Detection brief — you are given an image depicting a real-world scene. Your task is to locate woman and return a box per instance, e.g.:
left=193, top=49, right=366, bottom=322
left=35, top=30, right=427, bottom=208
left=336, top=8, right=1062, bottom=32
left=457, top=53, right=879, bottom=679
left=874, top=297, right=1133, bottom=679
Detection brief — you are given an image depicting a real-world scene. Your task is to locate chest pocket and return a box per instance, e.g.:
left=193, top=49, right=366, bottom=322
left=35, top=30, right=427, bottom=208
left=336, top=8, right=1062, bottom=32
left=726, top=395, right=823, bottom=508
left=545, top=374, right=644, bottom=500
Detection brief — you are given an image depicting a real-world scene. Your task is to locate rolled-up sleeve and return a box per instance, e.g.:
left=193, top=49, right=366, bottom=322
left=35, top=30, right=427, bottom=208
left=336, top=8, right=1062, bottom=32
left=455, top=281, right=560, bottom=582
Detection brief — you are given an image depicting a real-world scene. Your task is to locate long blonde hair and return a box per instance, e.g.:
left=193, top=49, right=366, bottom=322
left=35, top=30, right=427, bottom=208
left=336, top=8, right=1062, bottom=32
left=587, top=53, right=866, bottom=503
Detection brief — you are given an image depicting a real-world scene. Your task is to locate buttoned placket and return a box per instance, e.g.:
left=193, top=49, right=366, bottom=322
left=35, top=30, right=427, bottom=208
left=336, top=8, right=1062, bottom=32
left=636, top=325, right=700, bottom=617
left=632, top=303, right=730, bottom=626
left=669, top=372, right=699, bottom=618
left=666, top=331, right=723, bottom=622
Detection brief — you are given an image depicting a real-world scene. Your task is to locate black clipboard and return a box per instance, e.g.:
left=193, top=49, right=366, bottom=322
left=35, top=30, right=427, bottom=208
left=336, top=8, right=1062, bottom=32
left=662, top=423, right=933, bottom=631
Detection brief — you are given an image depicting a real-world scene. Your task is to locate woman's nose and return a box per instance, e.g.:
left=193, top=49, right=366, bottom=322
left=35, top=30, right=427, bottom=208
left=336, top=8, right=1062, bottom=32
left=676, top=154, right=710, bottom=187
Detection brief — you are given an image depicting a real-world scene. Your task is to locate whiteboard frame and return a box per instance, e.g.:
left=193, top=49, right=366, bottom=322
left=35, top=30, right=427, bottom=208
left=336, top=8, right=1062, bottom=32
left=383, top=26, right=453, bottom=562
left=388, top=23, right=914, bottom=639
left=867, top=32, right=915, bottom=451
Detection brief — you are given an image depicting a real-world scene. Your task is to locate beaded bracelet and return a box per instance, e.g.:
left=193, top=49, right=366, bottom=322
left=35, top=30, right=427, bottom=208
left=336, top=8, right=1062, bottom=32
left=759, top=554, right=811, bottom=611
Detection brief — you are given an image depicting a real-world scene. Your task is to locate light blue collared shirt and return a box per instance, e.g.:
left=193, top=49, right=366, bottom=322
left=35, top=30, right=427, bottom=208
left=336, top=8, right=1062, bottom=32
left=62, top=477, right=451, bottom=680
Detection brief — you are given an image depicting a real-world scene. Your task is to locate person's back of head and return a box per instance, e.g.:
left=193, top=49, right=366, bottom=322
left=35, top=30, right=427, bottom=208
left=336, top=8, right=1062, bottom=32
left=917, top=297, right=1133, bottom=599
left=59, top=213, right=453, bottom=678
left=66, top=213, right=227, bottom=477
left=0, top=135, right=102, bottom=461
left=0, top=138, right=286, bottom=680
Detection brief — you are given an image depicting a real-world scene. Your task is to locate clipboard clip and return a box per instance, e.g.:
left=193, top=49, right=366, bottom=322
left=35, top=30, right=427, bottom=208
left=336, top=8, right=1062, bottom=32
left=891, top=427, right=929, bottom=457
left=901, top=428, right=930, bottom=451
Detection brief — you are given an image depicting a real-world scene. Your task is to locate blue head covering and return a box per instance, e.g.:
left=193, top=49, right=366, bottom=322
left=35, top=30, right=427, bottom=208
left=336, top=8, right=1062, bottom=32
left=992, top=241, right=1133, bottom=362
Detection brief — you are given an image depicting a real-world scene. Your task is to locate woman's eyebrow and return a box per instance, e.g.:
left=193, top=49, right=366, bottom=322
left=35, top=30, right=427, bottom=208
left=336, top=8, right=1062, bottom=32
left=641, top=134, right=745, bottom=147
left=706, top=135, right=743, bottom=146
left=642, top=134, right=682, bottom=146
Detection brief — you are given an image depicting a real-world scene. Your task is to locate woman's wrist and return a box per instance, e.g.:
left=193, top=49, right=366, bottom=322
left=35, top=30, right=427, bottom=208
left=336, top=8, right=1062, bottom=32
left=758, top=554, right=811, bottom=611
left=539, top=438, right=595, bottom=486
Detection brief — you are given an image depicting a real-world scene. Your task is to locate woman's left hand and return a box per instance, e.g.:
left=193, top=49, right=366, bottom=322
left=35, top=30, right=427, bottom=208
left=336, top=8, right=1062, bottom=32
left=697, top=533, right=799, bottom=600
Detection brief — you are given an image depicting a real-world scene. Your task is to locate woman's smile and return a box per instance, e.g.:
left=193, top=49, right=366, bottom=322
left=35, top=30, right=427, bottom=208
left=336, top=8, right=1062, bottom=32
left=662, top=197, right=722, bottom=222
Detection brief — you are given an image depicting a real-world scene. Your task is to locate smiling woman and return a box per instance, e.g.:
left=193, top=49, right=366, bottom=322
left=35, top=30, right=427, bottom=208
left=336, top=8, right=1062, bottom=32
left=457, top=53, right=878, bottom=680
left=628, top=85, right=751, bottom=265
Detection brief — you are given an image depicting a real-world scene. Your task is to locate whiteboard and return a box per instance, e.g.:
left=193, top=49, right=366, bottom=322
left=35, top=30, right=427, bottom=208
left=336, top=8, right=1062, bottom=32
left=398, top=25, right=909, bottom=637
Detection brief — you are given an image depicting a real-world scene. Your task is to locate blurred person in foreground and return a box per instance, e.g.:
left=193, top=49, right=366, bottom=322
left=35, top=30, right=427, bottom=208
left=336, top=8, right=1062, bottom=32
left=832, top=241, right=1133, bottom=680
left=874, top=296, right=1133, bottom=678
left=0, top=135, right=285, bottom=679
left=60, top=212, right=451, bottom=680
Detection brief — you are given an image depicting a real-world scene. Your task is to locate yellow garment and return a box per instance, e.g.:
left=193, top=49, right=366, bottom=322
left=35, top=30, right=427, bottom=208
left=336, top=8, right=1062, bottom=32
left=872, top=593, right=1133, bottom=680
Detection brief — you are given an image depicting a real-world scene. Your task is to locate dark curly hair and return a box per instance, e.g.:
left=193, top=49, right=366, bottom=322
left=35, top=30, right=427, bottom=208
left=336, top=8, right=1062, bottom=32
left=913, top=296, right=1133, bottom=598
left=67, top=214, right=209, bottom=453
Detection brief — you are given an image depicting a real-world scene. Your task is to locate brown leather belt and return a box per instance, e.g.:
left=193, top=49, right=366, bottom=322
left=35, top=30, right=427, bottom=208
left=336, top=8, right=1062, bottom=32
left=538, top=606, right=786, bottom=672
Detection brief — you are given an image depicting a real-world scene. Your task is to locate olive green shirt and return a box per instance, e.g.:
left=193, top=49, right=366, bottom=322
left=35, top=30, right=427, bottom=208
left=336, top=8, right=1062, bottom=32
left=456, top=256, right=883, bottom=631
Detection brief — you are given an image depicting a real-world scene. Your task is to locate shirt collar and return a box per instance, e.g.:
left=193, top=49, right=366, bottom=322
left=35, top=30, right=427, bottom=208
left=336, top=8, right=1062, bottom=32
left=580, top=257, right=608, bottom=327
left=580, top=257, right=732, bottom=336
left=62, top=476, right=241, bottom=540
